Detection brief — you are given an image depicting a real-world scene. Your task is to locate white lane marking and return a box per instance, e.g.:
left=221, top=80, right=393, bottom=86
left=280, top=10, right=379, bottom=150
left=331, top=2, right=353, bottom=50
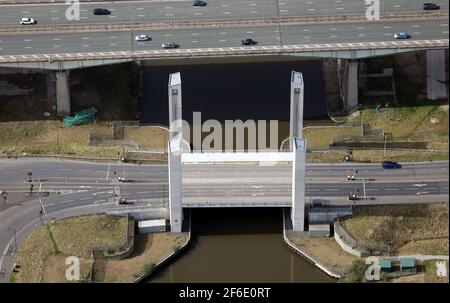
left=60, top=200, right=74, bottom=204
left=110, top=44, right=117, bottom=46
left=53, top=45, right=61, bottom=48
left=83, top=45, right=90, bottom=47
left=219, top=39, right=227, bottom=42
left=412, top=25, right=420, bottom=28
left=222, top=11, right=231, bottom=14
left=106, top=164, right=111, bottom=180
left=136, top=7, right=144, bottom=10
left=191, top=40, right=198, bottom=43
left=393, top=5, right=401, bottom=8
left=80, top=197, right=91, bottom=201
left=53, top=38, right=61, bottom=41
left=82, top=37, right=90, bottom=40
left=24, top=39, right=32, bottom=42
left=336, top=7, right=344, bottom=10
left=219, top=32, right=227, bottom=35
left=109, top=36, right=117, bottom=38
left=137, top=14, right=146, bottom=17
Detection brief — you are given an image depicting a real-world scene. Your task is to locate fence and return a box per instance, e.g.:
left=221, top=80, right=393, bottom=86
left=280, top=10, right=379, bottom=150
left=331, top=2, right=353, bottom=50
left=91, top=215, right=135, bottom=259
left=334, top=218, right=391, bottom=255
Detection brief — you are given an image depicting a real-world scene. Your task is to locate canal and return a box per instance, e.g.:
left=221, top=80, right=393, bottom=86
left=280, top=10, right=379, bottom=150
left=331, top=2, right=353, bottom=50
left=147, top=208, right=334, bottom=283
left=140, top=57, right=328, bottom=125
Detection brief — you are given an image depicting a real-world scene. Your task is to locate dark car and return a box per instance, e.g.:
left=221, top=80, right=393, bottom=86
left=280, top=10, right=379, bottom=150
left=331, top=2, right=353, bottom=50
left=193, top=0, right=207, bottom=6
left=93, top=8, right=111, bottom=15
left=423, top=3, right=440, bottom=10
left=381, top=161, right=402, bottom=169
left=161, top=42, right=179, bottom=49
left=241, top=38, right=258, bottom=46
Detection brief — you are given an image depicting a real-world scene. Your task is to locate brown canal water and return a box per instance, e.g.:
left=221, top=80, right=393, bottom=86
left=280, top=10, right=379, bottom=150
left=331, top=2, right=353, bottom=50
left=146, top=208, right=334, bottom=283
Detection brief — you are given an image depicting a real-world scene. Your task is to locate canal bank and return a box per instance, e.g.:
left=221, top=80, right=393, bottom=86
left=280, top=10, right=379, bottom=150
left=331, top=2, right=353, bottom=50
left=145, top=208, right=334, bottom=283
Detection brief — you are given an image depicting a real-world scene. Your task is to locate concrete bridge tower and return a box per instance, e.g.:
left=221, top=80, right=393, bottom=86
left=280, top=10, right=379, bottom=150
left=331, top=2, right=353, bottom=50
left=290, top=71, right=306, bottom=231
left=168, top=72, right=183, bottom=232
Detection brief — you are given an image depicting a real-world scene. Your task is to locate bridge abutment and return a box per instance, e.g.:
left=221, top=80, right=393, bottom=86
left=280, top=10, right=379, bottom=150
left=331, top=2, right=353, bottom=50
left=55, top=70, right=71, bottom=117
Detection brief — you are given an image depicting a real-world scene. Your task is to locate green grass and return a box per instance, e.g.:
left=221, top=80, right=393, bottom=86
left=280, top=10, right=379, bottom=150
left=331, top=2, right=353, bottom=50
left=140, top=263, right=156, bottom=275
left=46, top=225, right=60, bottom=255
left=424, top=260, right=449, bottom=283
left=9, top=273, right=16, bottom=283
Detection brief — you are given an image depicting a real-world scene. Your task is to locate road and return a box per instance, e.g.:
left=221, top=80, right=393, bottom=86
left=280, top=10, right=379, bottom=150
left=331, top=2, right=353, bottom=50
left=0, top=19, right=448, bottom=56
left=1, top=0, right=445, bottom=27
left=0, top=158, right=448, bottom=282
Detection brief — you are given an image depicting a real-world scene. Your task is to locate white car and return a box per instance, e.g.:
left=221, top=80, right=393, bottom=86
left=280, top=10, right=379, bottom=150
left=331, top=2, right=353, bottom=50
left=20, top=17, right=36, bottom=25
left=135, top=34, right=151, bottom=42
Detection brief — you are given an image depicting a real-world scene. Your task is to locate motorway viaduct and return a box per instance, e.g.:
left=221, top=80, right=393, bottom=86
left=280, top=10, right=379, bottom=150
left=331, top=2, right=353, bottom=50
left=0, top=0, right=448, bottom=114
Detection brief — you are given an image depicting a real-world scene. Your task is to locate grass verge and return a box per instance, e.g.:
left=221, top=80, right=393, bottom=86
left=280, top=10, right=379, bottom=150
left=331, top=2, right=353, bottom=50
left=340, top=204, right=449, bottom=255
left=12, top=214, right=128, bottom=282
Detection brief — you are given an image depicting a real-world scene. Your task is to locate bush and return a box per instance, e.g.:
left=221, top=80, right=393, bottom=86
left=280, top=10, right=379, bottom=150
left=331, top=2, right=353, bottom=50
left=140, top=263, right=156, bottom=275
left=343, top=259, right=367, bottom=283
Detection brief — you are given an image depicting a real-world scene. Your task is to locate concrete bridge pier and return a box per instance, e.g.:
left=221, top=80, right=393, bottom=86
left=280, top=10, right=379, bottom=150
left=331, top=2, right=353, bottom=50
left=292, top=137, right=306, bottom=231
left=342, top=60, right=359, bottom=111
left=426, top=49, right=447, bottom=100
left=168, top=134, right=183, bottom=233
left=168, top=72, right=183, bottom=232
left=56, top=70, right=71, bottom=117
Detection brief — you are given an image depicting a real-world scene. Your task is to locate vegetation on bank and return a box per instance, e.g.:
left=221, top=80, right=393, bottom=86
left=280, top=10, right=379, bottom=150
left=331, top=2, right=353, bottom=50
left=340, top=204, right=449, bottom=255
left=12, top=215, right=128, bottom=283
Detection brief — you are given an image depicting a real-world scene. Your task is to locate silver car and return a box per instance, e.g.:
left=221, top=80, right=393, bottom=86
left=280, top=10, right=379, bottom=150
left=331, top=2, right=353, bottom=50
left=135, top=34, right=151, bottom=41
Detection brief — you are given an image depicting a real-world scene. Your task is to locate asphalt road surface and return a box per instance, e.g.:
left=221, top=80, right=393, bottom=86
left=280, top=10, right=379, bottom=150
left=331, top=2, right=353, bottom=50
left=0, top=19, right=448, bottom=56
left=0, top=158, right=448, bottom=283
left=0, top=0, right=445, bottom=27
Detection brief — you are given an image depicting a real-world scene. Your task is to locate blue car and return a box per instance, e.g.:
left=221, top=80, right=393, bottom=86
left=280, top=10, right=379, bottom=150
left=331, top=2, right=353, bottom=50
left=382, top=161, right=402, bottom=169
left=393, top=32, right=410, bottom=39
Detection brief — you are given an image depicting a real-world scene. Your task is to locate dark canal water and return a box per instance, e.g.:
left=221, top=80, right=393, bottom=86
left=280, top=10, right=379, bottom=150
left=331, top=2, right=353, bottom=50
left=146, top=208, right=334, bottom=283
left=140, top=59, right=327, bottom=124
